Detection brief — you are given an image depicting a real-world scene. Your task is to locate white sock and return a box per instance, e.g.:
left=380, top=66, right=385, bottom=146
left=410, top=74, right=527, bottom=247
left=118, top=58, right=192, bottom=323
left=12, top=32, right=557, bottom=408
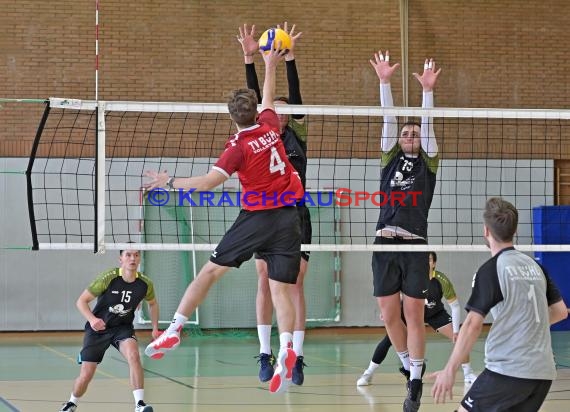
left=397, top=350, right=410, bottom=370
left=409, top=358, right=424, bottom=380
left=279, top=332, right=293, bottom=351
left=257, top=324, right=272, bottom=354
left=69, top=394, right=80, bottom=405
left=462, top=363, right=473, bottom=376
left=133, top=389, right=144, bottom=404
left=366, top=361, right=380, bottom=373
left=293, top=330, right=305, bottom=356
left=168, top=312, right=187, bottom=332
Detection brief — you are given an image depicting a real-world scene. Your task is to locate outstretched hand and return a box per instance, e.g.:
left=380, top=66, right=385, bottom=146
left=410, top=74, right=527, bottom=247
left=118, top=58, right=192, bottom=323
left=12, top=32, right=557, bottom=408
left=370, top=50, right=400, bottom=83
left=429, top=368, right=456, bottom=404
left=143, top=170, right=169, bottom=191
left=237, top=23, right=258, bottom=56
left=262, top=42, right=287, bottom=69
left=277, top=21, right=302, bottom=58
left=413, top=58, right=442, bottom=91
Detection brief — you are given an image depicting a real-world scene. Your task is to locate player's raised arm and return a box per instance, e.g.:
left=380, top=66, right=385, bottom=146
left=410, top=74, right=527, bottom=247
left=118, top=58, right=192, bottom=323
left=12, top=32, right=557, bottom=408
left=280, top=22, right=305, bottom=120
left=413, top=58, right=441, bottom=157
left=261, top=44, right=285, bottom=112
left=370, top=50, right=400, bottom=152
left=237, top=23, right=262, bottom=103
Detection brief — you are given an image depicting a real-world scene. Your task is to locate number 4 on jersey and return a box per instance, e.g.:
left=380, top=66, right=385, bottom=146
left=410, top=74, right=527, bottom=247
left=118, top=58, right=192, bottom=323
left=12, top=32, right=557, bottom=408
left=269, top=146, right=286, bottom=175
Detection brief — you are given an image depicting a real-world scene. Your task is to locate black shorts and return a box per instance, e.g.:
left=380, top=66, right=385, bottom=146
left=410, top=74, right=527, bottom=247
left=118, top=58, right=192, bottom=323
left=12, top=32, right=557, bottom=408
left=426, top=310, right=452, bottom=331
left=79, top=323, right=136, bottom=363
left=371, top=237, right=429, bottom=299
left=255, top=203, right=311, bottom=262
left=461, top=368, right=552, bottom=412
left=297, top=204, right=312, bottom=262
left=211, top=206, right=301, bottom=284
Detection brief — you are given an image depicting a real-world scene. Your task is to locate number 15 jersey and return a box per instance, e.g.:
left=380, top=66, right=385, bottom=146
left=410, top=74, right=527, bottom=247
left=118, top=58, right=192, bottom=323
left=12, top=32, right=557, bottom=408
left=213, top=109, right=304, bottom=211
left=87, top=268, right=155, bottom=329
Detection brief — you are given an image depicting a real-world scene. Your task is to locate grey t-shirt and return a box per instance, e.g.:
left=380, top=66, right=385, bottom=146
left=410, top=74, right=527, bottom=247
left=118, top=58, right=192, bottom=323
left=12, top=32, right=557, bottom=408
left=466, top=247, right=562, bottom=380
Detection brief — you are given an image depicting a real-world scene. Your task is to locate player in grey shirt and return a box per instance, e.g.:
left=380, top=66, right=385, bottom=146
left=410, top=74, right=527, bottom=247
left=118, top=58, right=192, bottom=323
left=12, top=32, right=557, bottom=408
left=431, top=197, right=568, bottom=412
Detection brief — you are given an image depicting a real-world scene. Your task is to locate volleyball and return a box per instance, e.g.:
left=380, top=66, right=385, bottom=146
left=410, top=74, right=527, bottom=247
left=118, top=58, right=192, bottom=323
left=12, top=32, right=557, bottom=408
left=258, top=28, right=291, bottom=54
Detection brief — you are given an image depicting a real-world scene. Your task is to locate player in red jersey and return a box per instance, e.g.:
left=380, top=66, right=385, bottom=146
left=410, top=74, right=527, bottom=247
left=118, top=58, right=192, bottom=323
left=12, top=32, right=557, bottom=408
left=142, top=44, right=303, bottom=394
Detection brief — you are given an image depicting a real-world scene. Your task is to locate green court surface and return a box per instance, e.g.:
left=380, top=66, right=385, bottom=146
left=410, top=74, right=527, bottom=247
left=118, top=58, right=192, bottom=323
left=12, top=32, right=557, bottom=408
left=1, top=330, right=569, bottom=411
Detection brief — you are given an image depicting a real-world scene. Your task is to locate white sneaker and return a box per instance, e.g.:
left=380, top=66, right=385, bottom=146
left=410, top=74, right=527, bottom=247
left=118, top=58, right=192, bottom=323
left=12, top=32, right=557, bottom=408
left=357, top=370, right=374, bottom=386
left=464, top=372, right=478, bottom=385
left=269, top=347, right=296, bottom=394
left=144, top=327, right=181, bottom=359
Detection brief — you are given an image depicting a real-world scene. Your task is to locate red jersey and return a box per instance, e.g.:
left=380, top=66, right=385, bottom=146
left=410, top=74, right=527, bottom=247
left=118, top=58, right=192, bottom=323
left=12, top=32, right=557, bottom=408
left=213, top=109, right=304, bottom=211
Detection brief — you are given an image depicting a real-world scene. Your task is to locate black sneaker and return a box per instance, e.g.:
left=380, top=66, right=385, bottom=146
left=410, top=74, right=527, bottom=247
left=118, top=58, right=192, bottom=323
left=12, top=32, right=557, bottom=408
left=403, top=379, right=423, bottom=412
left=59, top=402, right=77, bottom=412
left=399, top=362, right=427, bottom=382
left=255, top=351, right=275, bottom=382
left=292, top=355, right=306, bottom=385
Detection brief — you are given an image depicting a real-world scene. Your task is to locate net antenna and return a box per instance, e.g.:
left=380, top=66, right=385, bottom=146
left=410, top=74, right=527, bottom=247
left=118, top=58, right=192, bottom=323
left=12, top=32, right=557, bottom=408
left=94, top=0, right=105, bottom=253
left=399, top=0, right=409, bottom=109
left=95, top=0, right=100, bottom=102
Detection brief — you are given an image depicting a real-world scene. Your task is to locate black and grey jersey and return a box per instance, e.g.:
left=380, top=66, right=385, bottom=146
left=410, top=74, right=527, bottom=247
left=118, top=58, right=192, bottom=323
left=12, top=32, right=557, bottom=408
left=466, top=247, right=562, bottom=380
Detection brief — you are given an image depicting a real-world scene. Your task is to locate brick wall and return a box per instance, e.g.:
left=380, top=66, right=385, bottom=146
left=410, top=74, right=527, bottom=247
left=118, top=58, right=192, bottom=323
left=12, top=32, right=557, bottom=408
left=1, top=0, right=569, bottom=157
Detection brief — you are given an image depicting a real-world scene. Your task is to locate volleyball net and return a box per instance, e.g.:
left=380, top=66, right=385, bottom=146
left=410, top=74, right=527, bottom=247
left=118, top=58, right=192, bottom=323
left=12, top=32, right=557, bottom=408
left=27, top=98, right=570, bottom=252
left=23, top=98, right=570, bottom=325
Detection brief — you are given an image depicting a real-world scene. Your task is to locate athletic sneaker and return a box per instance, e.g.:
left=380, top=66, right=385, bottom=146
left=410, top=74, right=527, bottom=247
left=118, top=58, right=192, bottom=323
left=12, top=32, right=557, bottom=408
left=356, top=369, right=374, bottom=386
left=269, top=347, right=296, bottom=394
left=403, top=379, right=423, bottom=412
left=399, top=362, right=427, bottom=382
left=292, top=356, right=306, bottom=385
left=356, top=385, right=376, bottom=406
left=59, top=402, right=77, bottom=412
left=144, top=326, right=182, bottom=359
left=464, top=372, right=478, bottom=385
left=134, top=400, right=153, bottom=412
left=255, top=351, right=275, bottom=382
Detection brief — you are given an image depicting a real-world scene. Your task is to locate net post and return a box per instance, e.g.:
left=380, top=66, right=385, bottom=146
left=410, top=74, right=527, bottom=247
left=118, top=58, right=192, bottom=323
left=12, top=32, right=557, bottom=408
left=95, top=101, right=106, bottom=253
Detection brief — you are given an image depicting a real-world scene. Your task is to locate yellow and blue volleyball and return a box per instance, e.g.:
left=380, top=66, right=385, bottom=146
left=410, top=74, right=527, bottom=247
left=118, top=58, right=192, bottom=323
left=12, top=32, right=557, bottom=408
left=258, top=28, right=291, bottom=55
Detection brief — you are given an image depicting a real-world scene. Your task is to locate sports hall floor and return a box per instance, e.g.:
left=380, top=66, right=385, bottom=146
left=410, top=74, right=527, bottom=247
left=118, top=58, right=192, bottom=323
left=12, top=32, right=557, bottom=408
left=1, top=329, right=569, bottom=411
